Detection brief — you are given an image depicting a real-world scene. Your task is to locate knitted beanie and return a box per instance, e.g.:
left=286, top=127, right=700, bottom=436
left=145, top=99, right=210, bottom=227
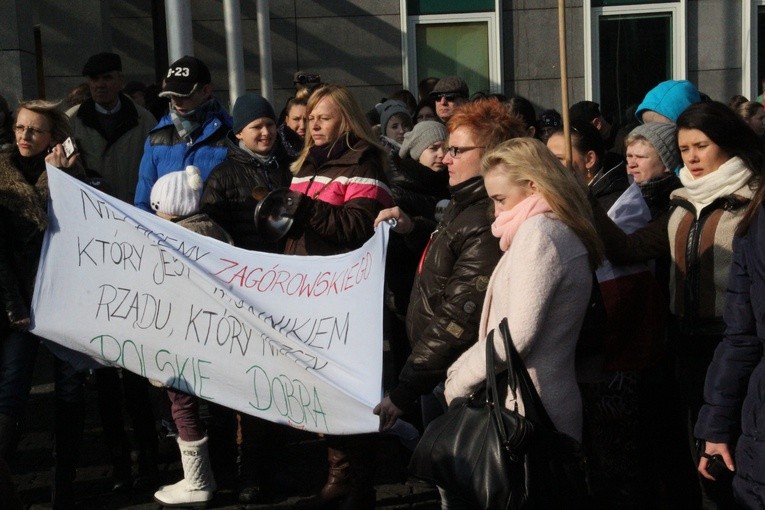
left=635, top=80, right=700, bottom=122
left=378, top=100, right=411, bottom=134
left=150, top=166, right=204, bottom=216
left=399, top=120, right=448, bottom=160
left=232, top=93, right=276, bottom=134
left=628, top=122, right=681, bottom=172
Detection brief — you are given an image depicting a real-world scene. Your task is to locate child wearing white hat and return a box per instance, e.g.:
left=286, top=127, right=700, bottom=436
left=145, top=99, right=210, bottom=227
left=150, top=166, right=231, bottom=507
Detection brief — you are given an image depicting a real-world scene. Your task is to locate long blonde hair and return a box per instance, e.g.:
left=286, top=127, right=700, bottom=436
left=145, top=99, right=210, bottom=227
left=481, top=137, right=604, bottom=270
left=290, top=84, right=385, bottom=174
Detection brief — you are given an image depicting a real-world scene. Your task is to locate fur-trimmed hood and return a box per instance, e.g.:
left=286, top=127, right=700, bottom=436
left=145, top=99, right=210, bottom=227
left=0, top=150, right=50, bottom=232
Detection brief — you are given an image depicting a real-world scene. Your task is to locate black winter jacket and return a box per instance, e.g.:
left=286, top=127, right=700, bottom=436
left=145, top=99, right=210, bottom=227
left=590, top=160, right=628, bottom=212
left=200, top=133, right=293, bottom=252
left=389, top=176, right=502, bottom=409
left=384, top=157, right=449, bottom=315
left=385, top=156, right=449, bottom=221
left=695, top=204, right=765, bottom=505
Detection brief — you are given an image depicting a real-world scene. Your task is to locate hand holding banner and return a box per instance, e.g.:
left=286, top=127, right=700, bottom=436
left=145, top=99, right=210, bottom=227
left=32, top=167, right=389, bottom=434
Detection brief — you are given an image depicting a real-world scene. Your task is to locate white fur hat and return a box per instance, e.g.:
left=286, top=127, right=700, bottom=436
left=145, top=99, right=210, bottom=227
left=150, top=165, right=203, bottom=216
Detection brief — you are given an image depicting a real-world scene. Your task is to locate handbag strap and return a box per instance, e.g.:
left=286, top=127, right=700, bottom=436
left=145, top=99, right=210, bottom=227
left=498, top=317, right=558, bottom=432
left=485, top=330, right=516, bottom=446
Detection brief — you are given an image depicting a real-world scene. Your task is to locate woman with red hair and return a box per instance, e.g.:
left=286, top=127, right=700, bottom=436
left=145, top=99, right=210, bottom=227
left=373, top=98, right=527, bottom=434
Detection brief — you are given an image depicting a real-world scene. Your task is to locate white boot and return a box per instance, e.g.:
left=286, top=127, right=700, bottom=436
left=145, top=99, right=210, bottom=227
left=154, top=436, right=216, bottom=507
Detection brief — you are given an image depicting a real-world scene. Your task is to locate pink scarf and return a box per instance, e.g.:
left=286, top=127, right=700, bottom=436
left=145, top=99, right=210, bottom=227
left=491, top=194, right=552, bottom=251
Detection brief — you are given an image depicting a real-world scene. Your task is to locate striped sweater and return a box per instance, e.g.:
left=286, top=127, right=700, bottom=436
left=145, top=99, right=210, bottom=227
left=286, top=140, right=393, bottom=256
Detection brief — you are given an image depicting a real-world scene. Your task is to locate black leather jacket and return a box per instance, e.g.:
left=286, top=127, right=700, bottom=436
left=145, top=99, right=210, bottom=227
left=390, top=176, right=502, bottom=408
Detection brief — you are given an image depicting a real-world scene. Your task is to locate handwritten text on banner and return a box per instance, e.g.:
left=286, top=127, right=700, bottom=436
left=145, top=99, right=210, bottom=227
left=31, top=167, right=389, bottom=434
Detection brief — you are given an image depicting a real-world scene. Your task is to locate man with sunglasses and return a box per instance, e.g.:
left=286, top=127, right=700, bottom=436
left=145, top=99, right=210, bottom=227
left=429, top=76, right=469, bottom=123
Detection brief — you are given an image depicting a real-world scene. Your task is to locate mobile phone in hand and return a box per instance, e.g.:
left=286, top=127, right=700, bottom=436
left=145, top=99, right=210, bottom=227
left=706, top=454, right=733, bottom=482
left=62, top=137, right=78, bottom=159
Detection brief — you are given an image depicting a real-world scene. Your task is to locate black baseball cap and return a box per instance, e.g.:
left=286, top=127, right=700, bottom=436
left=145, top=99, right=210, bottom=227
left=160, top=56, right=211, bottom=98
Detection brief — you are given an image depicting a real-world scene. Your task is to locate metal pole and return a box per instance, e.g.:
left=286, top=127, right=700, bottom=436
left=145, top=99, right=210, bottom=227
left=256, top=0, right=274, bottom=104
left=558, top=0, right=572, bottom=171
left=165, top=0, right=194, bottom=62
left=223, top=0, right=246, bottom=107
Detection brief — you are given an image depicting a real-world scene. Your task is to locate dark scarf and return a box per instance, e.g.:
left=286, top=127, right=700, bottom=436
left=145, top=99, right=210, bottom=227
left=639, top=172, right=682, bottom=219
left=308, top=133, right=357, bottom=168
left=278, top=123, right=303, bottom=158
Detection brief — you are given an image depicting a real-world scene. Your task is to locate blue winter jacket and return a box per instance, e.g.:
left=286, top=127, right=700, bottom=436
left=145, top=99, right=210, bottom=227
left=134, top=106, right=232, bottom=212
left=695, top=204, right=765, bottom=506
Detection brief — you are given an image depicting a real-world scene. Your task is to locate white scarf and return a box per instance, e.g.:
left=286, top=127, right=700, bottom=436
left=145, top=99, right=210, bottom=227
left=678, top=156, right=752, bottom=217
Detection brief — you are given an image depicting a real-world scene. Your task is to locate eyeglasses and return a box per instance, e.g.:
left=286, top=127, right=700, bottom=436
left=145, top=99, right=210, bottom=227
left=434, top=93, right=461, bottom=102
left=14, top=125, right=49, bottom=137
left=445, top=146, right=485, bottom=158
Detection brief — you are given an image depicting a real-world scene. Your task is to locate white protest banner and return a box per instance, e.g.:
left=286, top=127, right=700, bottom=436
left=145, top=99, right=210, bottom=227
left=31, top=167, right=389, bottom=435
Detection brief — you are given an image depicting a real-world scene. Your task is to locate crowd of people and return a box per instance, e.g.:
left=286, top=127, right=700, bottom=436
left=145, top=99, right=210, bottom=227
left=2, top=49, right=765, bottom=510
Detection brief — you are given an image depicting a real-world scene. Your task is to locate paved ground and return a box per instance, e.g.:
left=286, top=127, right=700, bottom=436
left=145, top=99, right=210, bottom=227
left=10, top=348, right=440, bottom=509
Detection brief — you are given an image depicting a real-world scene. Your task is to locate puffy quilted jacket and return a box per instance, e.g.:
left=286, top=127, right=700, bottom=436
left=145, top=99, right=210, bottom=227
left=134, top=104, right=232, bottom=212
left=200, top=132, right=293, bottom=251
left=695, top=203, right=765, bottom=506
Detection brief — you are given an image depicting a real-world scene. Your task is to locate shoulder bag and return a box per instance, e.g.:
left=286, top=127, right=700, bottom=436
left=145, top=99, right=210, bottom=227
left=408, top=317, right=588, bottom=509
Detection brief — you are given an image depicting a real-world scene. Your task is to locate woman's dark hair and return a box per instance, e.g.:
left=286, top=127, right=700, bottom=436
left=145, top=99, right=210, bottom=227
left=505, top=96, right=537, bottom=137
left=728, top=94, right=749, bottom=111
left=677, top=101, right=764, bottom=178
left=413, top=98, right=436, bottom=123
left=678, top=101, right=765, bottom=236
left=569, top=120, right=605, bottom=162
left=389, top=89, right=417, bottom=115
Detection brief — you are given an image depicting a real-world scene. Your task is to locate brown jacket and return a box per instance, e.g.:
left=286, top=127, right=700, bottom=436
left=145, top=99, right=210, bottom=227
left=285, top=140, right=392, bottom=256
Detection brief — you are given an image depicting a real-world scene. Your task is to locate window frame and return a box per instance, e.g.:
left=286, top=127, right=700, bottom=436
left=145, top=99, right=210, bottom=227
left=399, top=0, right=503, bottom=96
left=742, top=0, right=765, bottom=99
left=583, top=1, right=687, bottom=103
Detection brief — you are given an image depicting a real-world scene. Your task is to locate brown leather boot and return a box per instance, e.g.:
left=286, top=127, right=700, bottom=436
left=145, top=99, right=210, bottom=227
left=318, top=446, right=352, bottom=501
left=295, top=446, right=352, bottom=509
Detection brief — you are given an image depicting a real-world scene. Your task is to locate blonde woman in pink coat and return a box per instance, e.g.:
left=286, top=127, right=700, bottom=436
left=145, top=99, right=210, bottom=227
left=443, top=137, right=603, bottom=508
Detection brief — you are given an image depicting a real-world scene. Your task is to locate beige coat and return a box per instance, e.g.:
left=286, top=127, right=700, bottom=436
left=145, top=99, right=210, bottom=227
left=67, top=96, right=156, bottom=203
left=445, top=214, right=592, bottom=441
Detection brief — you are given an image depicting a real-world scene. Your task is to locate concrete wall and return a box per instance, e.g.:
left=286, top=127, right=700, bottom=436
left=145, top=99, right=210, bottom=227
left=42, top=0, right=405, bottom=112
left=0, top=0, right=748, bottom=118
left=0, top=1, right=41, bottom=104
left=502, top=0, right=584, bottom=115
left=687, top=0, right=742, bottom=102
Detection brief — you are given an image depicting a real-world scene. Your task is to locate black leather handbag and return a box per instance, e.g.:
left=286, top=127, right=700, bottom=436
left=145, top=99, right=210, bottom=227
left=408, top=317, right=587, bottom=510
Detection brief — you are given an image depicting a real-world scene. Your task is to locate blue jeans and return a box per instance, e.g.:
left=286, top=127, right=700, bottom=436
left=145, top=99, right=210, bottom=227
left=0, top=330, right=40, bottom=419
